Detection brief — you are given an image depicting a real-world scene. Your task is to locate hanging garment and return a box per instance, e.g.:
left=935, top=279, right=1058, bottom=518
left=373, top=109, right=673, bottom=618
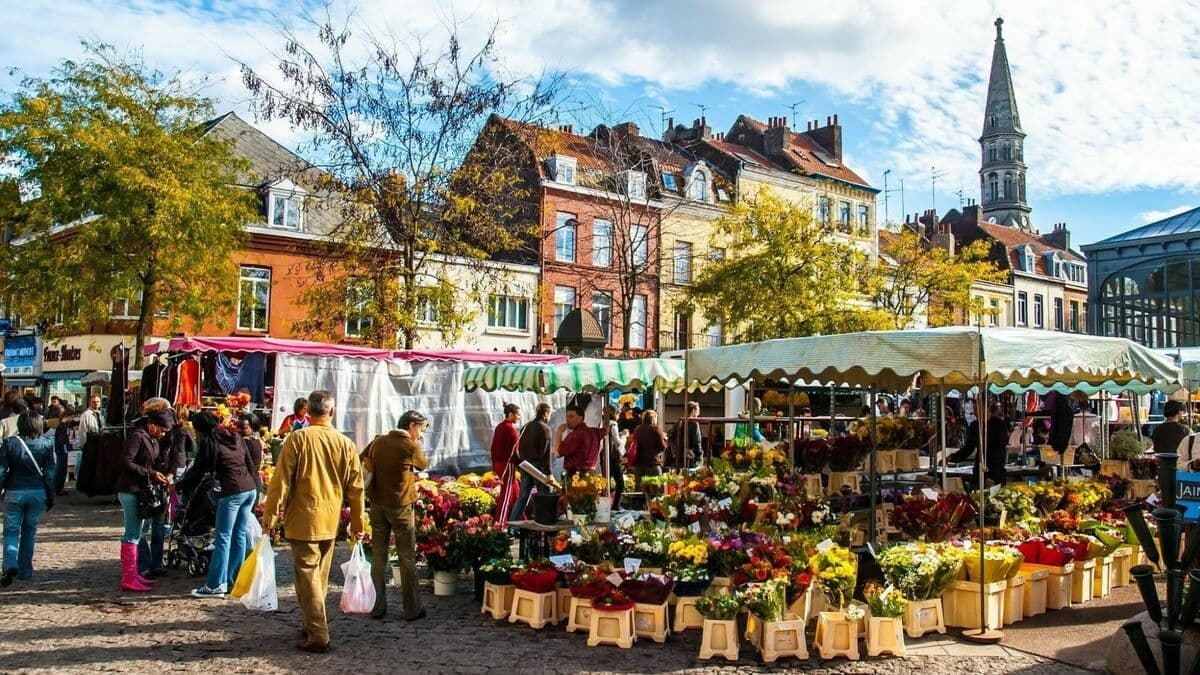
left=140, top=362, right=164, bottom=402
left=216, top=353, right=242, bottom=395
left=175, top=357, right=200, bottom=407
left=235, top=353, right=267, bottom=403
left=106, top=346, right=128, bottom=427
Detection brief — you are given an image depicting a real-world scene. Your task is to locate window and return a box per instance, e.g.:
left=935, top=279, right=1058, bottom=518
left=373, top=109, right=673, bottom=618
left=817, top=197, right=831, bottom=224
left=674, top=312, right=691, bottom=349
left=705, top=321, right=724, bottom=348
left=1070, top=300, right=1080, bottom=332
left=623, top=170, right=646, bottom=200
left=838, top=201, right=851, bottom=232
left=488, top=295, right=529, bottom=332
left=709, top=247, right=726, bottom=262
left=988, top=298, right=1000, bottom=327
left=673, top=241, right=693, bottom=284
left=1054, top=297, right=1064, bottom=331
left=591, top=291, right=612, bottom=343
left=553, top=286, right=575, bottom=332
left=270, top=192, right=303, bottom=230
left=988, top=173, right=999, bottom=201
left=1003, top=174, right=1013, bottom=200
left=549, top=155, right=576, bottom=185
left=237, top=266, right=270, bottom=332
left=690, top=170, right=708, bottom=202
left=629, top=295, right=647, bottom=350
left=1033, top=294, right=1044, bottom=328
left=1064, top=263, right=1086, bottom=284
left=111, top=294, right=142, bottom=319
left=857, top=205, right=869, bottom=234
left=631, top=225, right=648, bottom=267
left=988, top=145, right=997, bottom=161
left=1019, top=246, right=1034, bottom=272
left=1002, top=144, right=1011, bottom=160
left=592, top=219, right=612, bottom=267
left=662, top=174, right=678, bottom=192
left=417, top=296, right=440, bottom=325
left=345, top=289, right=374, bottom=338
left=1016, top=291, right=1028, bottom=325
left=555, top=213, right=577, bottom=262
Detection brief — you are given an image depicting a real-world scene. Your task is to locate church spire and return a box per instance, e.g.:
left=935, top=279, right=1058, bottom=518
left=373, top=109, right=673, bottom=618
left=979, top=16, right=1031, bottom=230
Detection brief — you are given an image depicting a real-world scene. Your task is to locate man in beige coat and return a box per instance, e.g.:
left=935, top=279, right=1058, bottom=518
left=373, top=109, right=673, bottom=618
left=262, top=390, right=364, bottom=653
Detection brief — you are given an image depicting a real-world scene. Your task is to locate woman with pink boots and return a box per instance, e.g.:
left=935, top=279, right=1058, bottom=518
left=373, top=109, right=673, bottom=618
left=114, top=408, right=174, bottom=592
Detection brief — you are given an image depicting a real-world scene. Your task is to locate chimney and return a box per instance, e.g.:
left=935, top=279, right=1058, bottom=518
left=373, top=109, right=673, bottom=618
left=805, top=113, right=843, bottom=161
left=1044, top=222, right=1071, bottom=251
left=931, top=224, right=956, bottom=255
left=764, top=117, right=790, bottom=156
left=558, top=124, right=573, bottom=135
left=612, top=121, right=640, bottom=139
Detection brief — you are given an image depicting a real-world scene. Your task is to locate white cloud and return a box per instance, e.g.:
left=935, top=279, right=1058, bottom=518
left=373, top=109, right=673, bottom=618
left=3, top=0, right=1199, bottom=207
left=1136, top=204, right=1196, bottom=225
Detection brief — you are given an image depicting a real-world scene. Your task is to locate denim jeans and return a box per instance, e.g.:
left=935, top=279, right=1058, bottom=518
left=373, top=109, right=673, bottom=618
left=54, top=448, right=68, bottom=494
left=4, top=488, right=47, bottom=579
left=205, top=489, right=257, bottom=590
left=137, top=510, right=170, bottom=574
left=117, top=491, right=150, bottom=545
left=508, top=473, right=541, bottom=523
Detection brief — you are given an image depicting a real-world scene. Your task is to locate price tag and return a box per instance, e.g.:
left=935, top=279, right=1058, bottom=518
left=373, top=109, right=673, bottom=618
left=690, top=522, right=701, bottom=534
left=607, top=571, right=625, bottom=587
left=988, top=483, right=1001, bottom=496
left=816, top=538, right=834, bottom=553
left=921, top=488, right=939, bottom=500
left=999, top=508, right=1007, bottom=528
left=549, top=554, right=574, bottom=567
left=624, top=558, right=642, bottom=575
left=1147, top=493, right=1162, bottom=507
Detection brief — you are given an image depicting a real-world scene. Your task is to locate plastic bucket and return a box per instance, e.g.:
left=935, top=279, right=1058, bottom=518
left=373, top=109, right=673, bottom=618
left=433, top=570, right=457, bottom=596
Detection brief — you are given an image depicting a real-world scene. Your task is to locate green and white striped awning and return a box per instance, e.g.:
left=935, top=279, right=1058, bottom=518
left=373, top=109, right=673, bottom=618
left=463, top=357, right=695, bottom=393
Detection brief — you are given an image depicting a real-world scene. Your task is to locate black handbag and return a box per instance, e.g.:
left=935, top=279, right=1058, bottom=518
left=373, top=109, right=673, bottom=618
left=136, top=480, right=167, bottom=519
left=15, top=437, right=54, bottom=511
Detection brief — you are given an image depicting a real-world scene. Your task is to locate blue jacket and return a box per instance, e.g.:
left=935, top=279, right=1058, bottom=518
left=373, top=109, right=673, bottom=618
left=0, top=433, right=56, bottom=492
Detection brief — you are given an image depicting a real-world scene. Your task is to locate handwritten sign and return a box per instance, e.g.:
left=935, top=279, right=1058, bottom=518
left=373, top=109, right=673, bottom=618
left=816, top=538, right=834, bottom=553
left=623, top=558, right=642, bottom=575
left=550, top=554, right=574, bottom=568
left=921, top=488, right=939, bottom=501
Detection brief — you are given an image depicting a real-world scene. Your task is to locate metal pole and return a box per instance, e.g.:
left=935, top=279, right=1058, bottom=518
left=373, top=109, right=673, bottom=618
left=869, top=386, right=878, bottom=546
left=682, top=361, right=690, bottom=472
left=940, top=384, right=948, bottom=491
left=787, top=379, right=796, bottom=465
left=748, top=382, right=755, bottom=445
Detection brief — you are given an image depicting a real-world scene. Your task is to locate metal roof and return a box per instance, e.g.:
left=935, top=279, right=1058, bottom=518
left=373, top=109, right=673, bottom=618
left=1088, top=206, right=1200, bottom=247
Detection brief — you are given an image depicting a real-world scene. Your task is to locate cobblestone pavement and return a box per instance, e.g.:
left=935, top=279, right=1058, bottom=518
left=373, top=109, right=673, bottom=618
left=0, top=496, right=1097, bottom=674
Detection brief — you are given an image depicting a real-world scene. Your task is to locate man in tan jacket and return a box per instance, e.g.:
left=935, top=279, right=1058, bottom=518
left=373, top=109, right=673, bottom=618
left=262, top=390, right=364, bottom=653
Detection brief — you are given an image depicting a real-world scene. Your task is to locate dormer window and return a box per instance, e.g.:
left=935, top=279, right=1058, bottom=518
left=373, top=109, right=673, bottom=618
left=548, top=155, right=577, bottom=185
left=1063, top=262, right=1086, bottom=284
left=621, top=170, right=646, bottom=200
left=1018, top=245, right=1034, bottom=272
left=266, top=179, right=305, bottom=231
left=1044, top=252, right=1061, bottom=278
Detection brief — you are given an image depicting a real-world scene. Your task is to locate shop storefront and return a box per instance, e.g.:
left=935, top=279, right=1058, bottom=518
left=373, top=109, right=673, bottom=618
left=3, top=334, right=43, bottom=396
left=41, top=334, right=139, bottom=408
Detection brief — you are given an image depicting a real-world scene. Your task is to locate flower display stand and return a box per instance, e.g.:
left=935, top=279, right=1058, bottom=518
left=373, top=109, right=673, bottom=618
left=707, top=576, right=732, bottom=597
left=1129, top=479, right=1155, bottom=499
left=508, top=588, right=557, bottom=629
left=633, top=602, right=670, bottom=643
left=757, top=618, right=808, bottom=663
left=1111, top=547, right=1132, bottom=587
left=481, top=582, right=515, bottom=621
left=800, top=474, right=823, bottom=497
left=902, top=598, right=946, bottom=638
left=944, top=477, right=965, bottom=494
left=1099, top=459, right=1132, bottom=479
left=1021, top=568, right=1049, bottom=617
left=814, top=611, right=859, bottom=660
left=788, top=585, right=813, bottom=624
left=556, top=587, right=572, bottom=625
left=825, top=471, right=861, bottom=496
left=587, top=606, right=636, bottom=648
left=1002, top=573, right=1025, bottom=625
left=699, top=619, right=739, bottom=661
left=1092, top=554, right=1114, bottom=599
left=566, top=596, right=594, bottom=633
left=896, top=449, right=920, bottom=472
left=850, top=600, right=869, bottom=638
left=866, top=616, right=906, bottom=657
left=1071, top=558, right=1097, bottom=604
left=1022, top=562, right=1074, bottom=610
left=672, top=596, right=704, bottom=632
left=875, top=450, right=898, bottom=474
left=943, top=580, right=1005, bottom=630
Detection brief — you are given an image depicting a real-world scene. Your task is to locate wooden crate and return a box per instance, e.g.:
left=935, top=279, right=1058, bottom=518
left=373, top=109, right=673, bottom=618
left=800, top=473, right=823, bottom=497
left=1130, top=479, right=1156, bottom=499
left=757, top=618, right=809, bottom=663
left=587, top=606, right=635, bottom=648
left=1100, top=459, right=1131, bottom=479
left=1092, top=555, right=1114, bottom=599
left=943, top=580, right=1005, bottom=630
left=1003, top=574, right=1025, bottom=625
left=867, top=616, right=906, bottom=657
left=509, top=589, right=557, bottom=629
left=1112, top=547, right=1133, bottom=587
left=1022, top=568, right=1049, bottom=617
left=1071, top=559, right=1097, bottom=604
left=826, top=471, right=861, bottom=495
left=633, top=601, right=670, bottom=643
left=699, top=618, right=739, bottom=661
left=903, top=598, right=945, bottom=638
left=672, top=596, right=704, bottom=632
left=876, top=450, right=898, bottom=474
left=481, top=582, right=515, bottom=620
left=897, top=449, right=921, bottom=472
left=814, top=611, right=859, bottom=660
left=1021, top=562, right=1074, bottom=610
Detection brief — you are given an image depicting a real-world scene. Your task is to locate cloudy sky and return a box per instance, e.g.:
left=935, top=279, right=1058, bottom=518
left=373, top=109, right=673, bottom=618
left=3, top=0, right=1199, bottom=245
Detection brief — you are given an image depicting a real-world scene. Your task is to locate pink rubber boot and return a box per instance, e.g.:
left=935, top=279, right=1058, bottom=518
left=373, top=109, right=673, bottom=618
left=120, top=543, right=151, bottom=593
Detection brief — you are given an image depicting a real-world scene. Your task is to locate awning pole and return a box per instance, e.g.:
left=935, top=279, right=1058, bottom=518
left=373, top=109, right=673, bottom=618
left=869, top=385, right=878, bottom=547
left=787, top=379, right=795, bottom=465
left=940, top=384, right=948, bottom=491
left=682, top=358, right=691, bottom=471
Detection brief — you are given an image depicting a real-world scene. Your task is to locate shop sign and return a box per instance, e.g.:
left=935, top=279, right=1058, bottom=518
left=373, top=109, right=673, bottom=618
left=1178, top=471, right=1200, bottom=518
left=43, top=344, right=84, bottom=363
left=3, top=334, right=41, bottom=377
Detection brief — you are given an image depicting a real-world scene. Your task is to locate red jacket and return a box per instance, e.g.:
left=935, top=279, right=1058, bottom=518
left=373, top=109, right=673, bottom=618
left=489, top=420, right=519, bottom=474
left=559, top=426, right=602, bottom=472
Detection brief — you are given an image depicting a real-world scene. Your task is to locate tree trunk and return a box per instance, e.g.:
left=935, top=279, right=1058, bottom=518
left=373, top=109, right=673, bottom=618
left=134, top=279, right=156, bottom=370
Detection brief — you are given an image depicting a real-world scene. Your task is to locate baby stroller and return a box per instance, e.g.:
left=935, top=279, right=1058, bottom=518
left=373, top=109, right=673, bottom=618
left=165, top=474, right=219, bottom=577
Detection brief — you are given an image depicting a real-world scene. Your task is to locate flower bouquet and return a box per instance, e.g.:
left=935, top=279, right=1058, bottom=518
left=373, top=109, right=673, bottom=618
left=795, top=437, right=831, bottom=473
left=566, top=566, right=614, bottom=599
left=621, top=572, right=675, bottom=605
left=695, top=593, right=742, bottom=620
left=743, top=578, right=788, bottom=621
left=991, top=485, right=1037, bottom=522
left=1016, top=536, right=1075, bottom=567
left=478, top=557, right=519, bottom=585
left=1130, top=456, right=1158, bottom=480
left=707, top=531, right=759, bottom=578
left=828, top=434, right=868, bottom=472
left=640, top=474, right=670, bottom=498
left=592, top=588, right=635, bottom=612
left=566, top=471, right=607, bottom=521
left=510, top=560, right=560, bottom=593
left=571, top=527, right=610, bottom=564
left=863, top=582, right=906, bottom=618
left=962, top=544, right=1023, bottom=582
left=891, top=493, right=979, bottom=543
left=627, top=519, right=672, bottom=567
left=454, top=515, right=511, bottom=568
left=812, top=545, right=858, bottom=609
left=668, top=562, right=713, bottom=597
left=456, top=487, right=496, bottom=518
left=417, top=529, right=461, bottom=572
left=876, top=542, right=965, bottom=601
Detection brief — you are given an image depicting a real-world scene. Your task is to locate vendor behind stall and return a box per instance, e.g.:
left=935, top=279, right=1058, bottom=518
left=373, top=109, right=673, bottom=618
left=556, top=404, right=601, bottom=485
left=949, top=402, right=1009, bottom=486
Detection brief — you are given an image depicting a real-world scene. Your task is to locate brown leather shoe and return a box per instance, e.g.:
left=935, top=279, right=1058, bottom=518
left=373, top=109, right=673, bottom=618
left=296, top=638, right=331, bottom=654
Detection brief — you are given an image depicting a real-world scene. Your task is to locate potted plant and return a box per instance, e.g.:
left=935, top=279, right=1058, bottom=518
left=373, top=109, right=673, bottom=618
left=566, top=471, right=608, bottom=524
left=667, top=536, right=712, bottom=596
left=696, top=593, right=742, bottom=661
left=621, top=572, right=674, bottom=605
left=454, top=515, right=512, bottom=600
left=864, top=582, right=907, bottom=657
left=416, top=529, right=462, bottom=596
left=876, top=542, right=962, bottom=638
left=812, top=545, right=860, bottom=660
left=510, top=560, right=559, bottom=594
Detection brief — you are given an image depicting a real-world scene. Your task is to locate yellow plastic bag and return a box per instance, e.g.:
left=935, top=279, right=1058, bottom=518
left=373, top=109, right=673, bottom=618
left=230, top=537, right=263, bottom=599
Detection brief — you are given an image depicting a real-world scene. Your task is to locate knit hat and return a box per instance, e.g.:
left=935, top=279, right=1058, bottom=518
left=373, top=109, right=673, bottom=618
left=146, top=408, right=175, bottom=431
left=191, top=410, right=220, bottom=436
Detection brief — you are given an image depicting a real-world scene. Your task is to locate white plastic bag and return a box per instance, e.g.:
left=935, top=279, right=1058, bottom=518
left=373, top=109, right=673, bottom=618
left=239, top=537, right=278, bottom=612
left=339, top=541, right=376, bottom=614
left=244, top=517, right=263, bottom=546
